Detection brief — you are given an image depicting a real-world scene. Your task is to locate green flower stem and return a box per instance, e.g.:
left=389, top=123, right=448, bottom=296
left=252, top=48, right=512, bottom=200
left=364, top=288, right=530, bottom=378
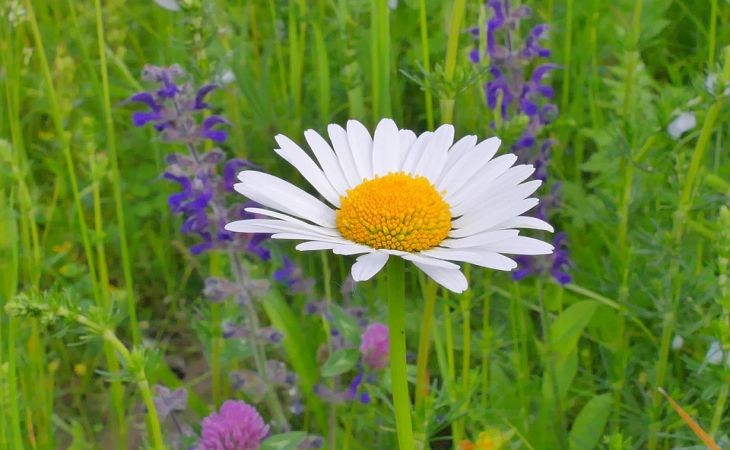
left=387, top=257, right=414, bottom=450
left=93, top=0, right=140, bottom=346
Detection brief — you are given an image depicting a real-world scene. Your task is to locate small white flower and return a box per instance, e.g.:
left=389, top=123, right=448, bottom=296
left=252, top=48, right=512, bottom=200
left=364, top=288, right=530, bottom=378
left=705, top=341, right=724, bottom=365
left=671, top=335, right=684, bottom=351
left=667, top=112, right=696, bottom=140
left=388, top=0, right=398, bottom=9
left=155, top=0, right=181, bottom=12
left=226, top=119, right=554, bottom=293
left=220, top=69, right=236, bottom=85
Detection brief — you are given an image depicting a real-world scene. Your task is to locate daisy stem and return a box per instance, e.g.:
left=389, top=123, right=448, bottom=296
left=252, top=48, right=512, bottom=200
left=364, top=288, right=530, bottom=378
left=387, top=257, right=415, bottom=450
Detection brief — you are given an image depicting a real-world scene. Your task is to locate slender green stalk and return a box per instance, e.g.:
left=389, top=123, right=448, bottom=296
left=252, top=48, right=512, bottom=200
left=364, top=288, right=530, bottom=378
left=387, top=258, right=414, bottom=450
left=417, top=0, right=434, bottom=129
left=560, top=0, right=573, bottom=111
left=709, top=0, right=717, bottom=67
left=93, top=0, right=140, bottom=345
left=440, top=0, right=467, bottom=123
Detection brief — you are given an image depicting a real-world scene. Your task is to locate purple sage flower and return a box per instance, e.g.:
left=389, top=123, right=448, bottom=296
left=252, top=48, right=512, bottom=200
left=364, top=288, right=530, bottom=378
left=198, top=400, right=269, bottom=450
left=471, top=0, right=572, bottom=285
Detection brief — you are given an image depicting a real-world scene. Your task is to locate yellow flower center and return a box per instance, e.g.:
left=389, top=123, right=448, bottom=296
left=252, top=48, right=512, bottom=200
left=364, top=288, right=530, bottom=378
left=336, top=172, right=451, bottom=252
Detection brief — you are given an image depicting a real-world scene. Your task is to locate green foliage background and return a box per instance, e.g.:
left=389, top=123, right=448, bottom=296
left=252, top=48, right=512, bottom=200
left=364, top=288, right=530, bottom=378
left=1, top=0, right=729, bottom=449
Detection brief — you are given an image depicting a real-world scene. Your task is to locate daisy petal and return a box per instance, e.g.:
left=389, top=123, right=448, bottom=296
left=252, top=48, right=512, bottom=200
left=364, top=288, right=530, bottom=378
left=304, top=129, right=350, bottom=196
left=274, top=134, right=341, bottom=206
left=351, top=252, right=389, bottom=281
left=402, top=253, right=460, bottom=269
left=401, top=131, right=433, bottom=173
left=451, top=198, right=540, bottom=237
left=420, top=248, right=517, bottom=271
left=372, top=118, right=401, bottom=176
left=447, top=154, right=518, bottom=207
left=399, top=129, right=417, bottom=164
left=493, top=216, right=554, bottom=232
left=413, top=124, right=454, bottom=183
left=244, top=207, right=340, bottom=236
left=439, top=137, right=502, bottom=196
left=226, top=218, right=336, bottom=238
left=270, top=232, right=350, bottom=244
left=234, top=171, right=336, bottom=228
left=296, top=241, right=342, bottom=251
left=347, top=120, right=374, bottom=182
left=437, top=135, right=478, bottom=185
left=328, top=124, right=361, bottom=188
left=441, top=229, right=519, bottom=249
left=480, top=236, right=554, bottom=255
left=412, top=261, right=468, bottom=293
left=332, top=244, right=374, bottom=255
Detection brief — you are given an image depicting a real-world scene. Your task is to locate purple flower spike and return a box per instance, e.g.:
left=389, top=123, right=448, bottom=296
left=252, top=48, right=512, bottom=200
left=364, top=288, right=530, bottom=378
left=132, top=111, right=162, bottom=127
left=201, top=115, right=231, bottom=143
left=360, top=323, right=389, bottom=370
left=198, top=400, right=269, bottom=450
left=129, top=92, right=161, bottom=110
left=224, top=159, right=252, bottom=191
left=195, top=83, right=219, bottom=110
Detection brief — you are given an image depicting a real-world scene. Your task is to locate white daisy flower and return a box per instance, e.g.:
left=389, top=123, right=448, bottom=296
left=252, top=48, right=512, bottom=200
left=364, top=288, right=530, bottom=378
left=225, top=118, right=554, bottom=293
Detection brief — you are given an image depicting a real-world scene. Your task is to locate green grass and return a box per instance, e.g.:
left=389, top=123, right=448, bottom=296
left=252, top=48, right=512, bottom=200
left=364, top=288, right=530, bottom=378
left=1, top=0, right=729, bottom=449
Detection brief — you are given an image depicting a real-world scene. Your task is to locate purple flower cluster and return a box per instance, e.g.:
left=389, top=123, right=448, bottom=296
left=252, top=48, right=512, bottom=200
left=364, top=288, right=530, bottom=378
left=359, top=323, right=389, bottom=370
left=198, top=400, right=269, bottom=450
left=471, top=0, right=571, bottom=285
left=129, top=64, right=269, bottom=259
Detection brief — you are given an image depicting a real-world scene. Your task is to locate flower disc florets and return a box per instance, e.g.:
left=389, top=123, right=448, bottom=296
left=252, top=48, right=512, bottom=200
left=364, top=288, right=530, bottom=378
left=336, top=172, right=451, bottom=252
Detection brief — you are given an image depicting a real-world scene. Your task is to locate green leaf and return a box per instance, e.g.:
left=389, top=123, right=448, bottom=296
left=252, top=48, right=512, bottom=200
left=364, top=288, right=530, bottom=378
left=260, top=432, right=307, bottom=450
left=542, top=349, right=578, bottom=402
left=328, top=303, right=361, bottom=345
left=321, top=348, right=359, bottom=377
left=569, top=394, right=612, bottom=450
left=549, top=301, right=597, bottom=359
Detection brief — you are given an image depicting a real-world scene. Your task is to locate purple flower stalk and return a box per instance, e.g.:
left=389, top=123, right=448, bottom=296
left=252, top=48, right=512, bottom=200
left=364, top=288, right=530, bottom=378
left=130, top=64, right=291, bottom=431
left=359, top=323, right=389, bottom=370
left=472, top=0, right=571, bottom=285
left=129, top=64, right=269, bottom=258
left=198, top=400, right=269, bottom=450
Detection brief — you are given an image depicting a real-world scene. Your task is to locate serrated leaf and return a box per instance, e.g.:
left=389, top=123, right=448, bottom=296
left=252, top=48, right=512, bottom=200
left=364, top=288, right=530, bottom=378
left=328, top=303, right=361, bottom=345
left=568, top=394, right=612, bottom=450
left=321, top=348, right=359, bottom=377
left=260, top=432, right=307, bottom=450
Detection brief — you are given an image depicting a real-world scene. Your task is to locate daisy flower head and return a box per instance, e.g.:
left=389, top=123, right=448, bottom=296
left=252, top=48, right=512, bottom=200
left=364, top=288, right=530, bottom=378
left=225, top=119, right=554, bottom=293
